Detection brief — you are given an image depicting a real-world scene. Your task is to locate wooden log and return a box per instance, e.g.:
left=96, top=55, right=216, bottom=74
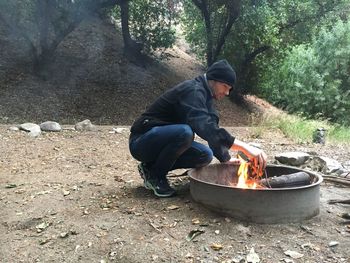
left=259, top=172, right=311, bottom=188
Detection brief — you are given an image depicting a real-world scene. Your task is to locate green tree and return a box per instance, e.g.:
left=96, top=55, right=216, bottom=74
left=181, top=0, right=350, bottom=98
left=112, top=0, right=179, bottom=56
left=265, top=19, right=350, bottom=126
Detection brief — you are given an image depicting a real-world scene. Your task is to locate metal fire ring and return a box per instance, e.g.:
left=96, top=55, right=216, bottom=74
left=189, top=164, right=323, bottom=224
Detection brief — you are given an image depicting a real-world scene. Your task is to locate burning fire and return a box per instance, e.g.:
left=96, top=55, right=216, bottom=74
left=236, top=159, right=257, bottom=189
left=235, top=157, right=264, bottom=189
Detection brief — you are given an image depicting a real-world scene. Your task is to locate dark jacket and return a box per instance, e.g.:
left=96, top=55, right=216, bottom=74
left=130, top=75, right=235, bottom=162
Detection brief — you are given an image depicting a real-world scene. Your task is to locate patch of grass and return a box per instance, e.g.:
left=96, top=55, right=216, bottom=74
left=254, top=113, right=350, bottom=144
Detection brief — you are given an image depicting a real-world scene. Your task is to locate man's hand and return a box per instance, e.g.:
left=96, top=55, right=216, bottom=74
left=230, top=139, right=267, bottom=177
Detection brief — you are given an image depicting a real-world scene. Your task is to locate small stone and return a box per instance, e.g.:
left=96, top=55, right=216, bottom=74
left=210, top=243, right=223, bottom=251
left=284, top=250, right=304, bottom=259
left=192, top=218, right=200, bottom=225
left=328, top=241, right=339, bottom=247
left=39, top=238, right=50, bottom=245
left=215, top=230, right=220, bottom=235
left=167, top=205, right=179, bottom=210
left=113, top=127, right=128, bottom=133
left=8, top=126, right=19, bottom=131
left=36, top=222, right=49, bottom=232
left=246, top=247, right=260, bottom=263
left=60, top=232, right=69, bottom=238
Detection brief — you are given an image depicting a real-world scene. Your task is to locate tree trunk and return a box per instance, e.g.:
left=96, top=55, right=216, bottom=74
left=119, top=0, right=142, bottom=58
left=192, top=0, right=213, bottom=66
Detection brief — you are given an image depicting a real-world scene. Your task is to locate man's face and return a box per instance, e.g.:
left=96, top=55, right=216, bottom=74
left=212, top=81, right=233, bottom=100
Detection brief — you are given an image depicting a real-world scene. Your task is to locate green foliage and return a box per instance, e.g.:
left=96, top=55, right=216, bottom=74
left=264, top=19, right=350, bottom=126
left=113, top=0, right=179, bottom=54
left=181, top=0, right=350, bottom=94
left=180, top=0, right=206, bottom=61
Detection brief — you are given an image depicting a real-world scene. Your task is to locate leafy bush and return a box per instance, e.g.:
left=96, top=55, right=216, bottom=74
left=263, top=19, right=350, bottom=126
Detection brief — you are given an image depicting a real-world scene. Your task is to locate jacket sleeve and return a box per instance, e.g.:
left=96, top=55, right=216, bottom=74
left=179, top=85, right=234, bottom=162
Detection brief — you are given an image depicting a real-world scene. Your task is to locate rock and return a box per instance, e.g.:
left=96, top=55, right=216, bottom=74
left=19, top=123, right=41, bottom=137
left=75, top=119, right=97, bottom=132
left=275, top=152, right=310, bottom=166
left=112, top=127, right=129, bottom=134
left=312, top=128, right=326, bottom=144
left=312, top=156, right=344, bottom=174
left=40, top=121, right=62, bottom=132
left=60, top=232, right=69, bottom=238
left=246, top=248, right=260, bottom=263
left=284, top=250, right=304, bottom=259
left=8, top=126, right=19, bottom=131
left=281, top=258, right=294, bottom=263
left=232, top=256, right=245, bottom=263
left=328, top=241, right=339, bottom=247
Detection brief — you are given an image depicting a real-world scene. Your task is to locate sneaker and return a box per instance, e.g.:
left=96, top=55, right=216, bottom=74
left=138, top=163, right=150, bottom=189
left=145, top=177, right=176, bottom=198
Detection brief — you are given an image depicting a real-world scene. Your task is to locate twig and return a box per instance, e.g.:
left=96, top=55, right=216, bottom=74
left=147, top=220, right=176, bottom=239
left=148, top=220, right=161, bottom=233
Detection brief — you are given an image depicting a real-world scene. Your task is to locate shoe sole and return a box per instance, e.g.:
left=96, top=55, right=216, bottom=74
left=145, top=181, right=176, bottom=198
left=138, top=164, right=150, bottom=190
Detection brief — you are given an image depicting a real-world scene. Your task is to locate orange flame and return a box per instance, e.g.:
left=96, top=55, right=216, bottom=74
left=236, top=158, right=258, bottom=189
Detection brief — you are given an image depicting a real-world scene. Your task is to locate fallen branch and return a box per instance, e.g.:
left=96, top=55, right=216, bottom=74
left=328, top=199, right=350, bottom=205
left=323, top=175, right=350, bottom=187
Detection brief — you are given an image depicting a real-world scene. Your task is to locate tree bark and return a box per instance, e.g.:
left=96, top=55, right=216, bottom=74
left=119, top=0, right=142, bottom=57
left=192, top=0, right=240, bottom=66
left=192, top=0, right=213, bottom=66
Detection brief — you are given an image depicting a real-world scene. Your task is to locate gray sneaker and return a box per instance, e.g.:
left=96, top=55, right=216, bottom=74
left=144, top=177, right=176, bottom=198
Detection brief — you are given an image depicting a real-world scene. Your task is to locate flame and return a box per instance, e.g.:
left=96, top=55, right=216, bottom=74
left=236, top=158, right=259, bottom=189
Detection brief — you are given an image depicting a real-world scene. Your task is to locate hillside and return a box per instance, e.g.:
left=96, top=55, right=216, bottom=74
left=0, top=15, right=258, bottom=126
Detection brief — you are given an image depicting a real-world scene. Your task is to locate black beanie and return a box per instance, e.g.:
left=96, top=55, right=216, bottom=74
left=206, top=59, right=236, bottom=87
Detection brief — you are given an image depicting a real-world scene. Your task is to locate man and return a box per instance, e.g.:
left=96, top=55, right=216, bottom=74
left=129, top=59, right=267, bottom=197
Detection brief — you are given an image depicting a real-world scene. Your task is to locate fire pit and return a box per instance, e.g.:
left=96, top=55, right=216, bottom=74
left=189, top=164, right=323, bottom=224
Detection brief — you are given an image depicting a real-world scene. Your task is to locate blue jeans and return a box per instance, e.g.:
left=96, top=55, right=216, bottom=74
left=129, top=124, right=213, bottom=179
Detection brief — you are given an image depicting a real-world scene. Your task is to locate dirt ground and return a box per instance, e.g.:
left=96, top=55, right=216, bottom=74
left=1, top=124, right=349, bottom=263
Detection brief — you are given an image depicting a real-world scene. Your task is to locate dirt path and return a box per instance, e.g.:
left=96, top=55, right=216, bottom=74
left=1, top=125, right=349, bottom=263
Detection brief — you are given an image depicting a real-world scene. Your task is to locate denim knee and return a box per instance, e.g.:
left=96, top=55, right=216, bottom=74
left=197, top=148, right=213, bottom=167
left=178, top=125, right=194, bottom=147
